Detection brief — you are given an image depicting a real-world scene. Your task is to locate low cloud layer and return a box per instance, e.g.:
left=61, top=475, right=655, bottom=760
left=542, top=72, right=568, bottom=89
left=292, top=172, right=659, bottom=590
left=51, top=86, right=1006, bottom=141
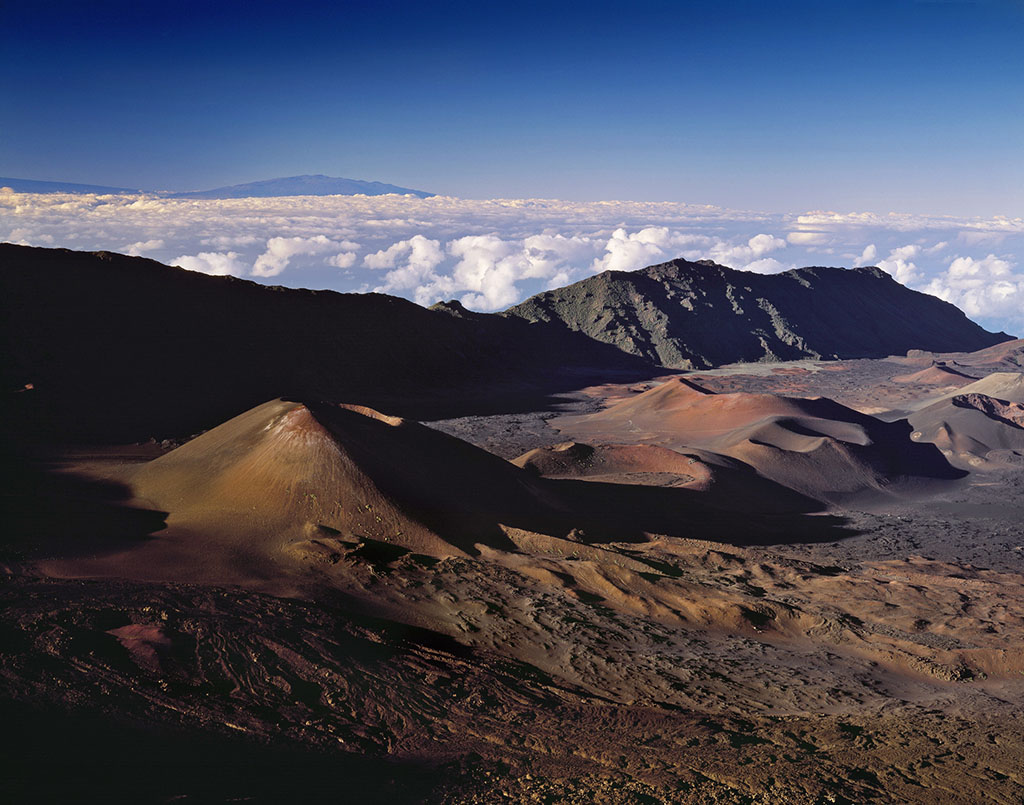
left=252, top=235, right=341, bottom=278
left=171, top=250, right=247, bottom=276
left=2, top=192, right=1022, bottom=334
left=924, top=254, right=1023, bottom=324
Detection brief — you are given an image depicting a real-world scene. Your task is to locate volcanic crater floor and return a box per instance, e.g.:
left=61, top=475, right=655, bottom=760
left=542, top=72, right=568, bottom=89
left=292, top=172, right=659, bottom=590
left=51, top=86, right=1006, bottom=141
left=5, top=353, right=1024, bottom=804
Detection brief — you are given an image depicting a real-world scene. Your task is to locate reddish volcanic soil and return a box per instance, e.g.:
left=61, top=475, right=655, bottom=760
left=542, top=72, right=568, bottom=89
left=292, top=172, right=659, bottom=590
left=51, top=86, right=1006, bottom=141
left=550, top=378, right=960, bottom=503
left=5, top=350, right=1024, bottom=803
left=892, top=363, right=977, bottom=385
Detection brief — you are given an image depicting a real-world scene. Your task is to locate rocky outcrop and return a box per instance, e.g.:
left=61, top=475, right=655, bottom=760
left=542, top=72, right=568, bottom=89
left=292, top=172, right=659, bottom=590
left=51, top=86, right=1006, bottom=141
left=504, top=259, right=1012, bottom=369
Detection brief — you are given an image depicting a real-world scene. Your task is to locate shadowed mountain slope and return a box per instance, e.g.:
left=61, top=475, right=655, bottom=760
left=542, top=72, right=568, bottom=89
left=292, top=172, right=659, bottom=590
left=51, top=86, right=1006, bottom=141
left=504, top=259, right=1012, bottom=369
left=1, top=245, right=1010, bottom=444
left=0, top=245, right=650, bottom=442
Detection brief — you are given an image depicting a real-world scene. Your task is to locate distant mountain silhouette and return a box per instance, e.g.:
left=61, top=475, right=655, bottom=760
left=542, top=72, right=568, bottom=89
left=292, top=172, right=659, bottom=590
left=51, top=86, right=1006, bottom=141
left=0, top=177, right=141, bottom=195
left=0, top=174, right=432, bottom=199
left=504, top=259, right=1013, bottom=369
left=168, top=174, right=434, bottom=199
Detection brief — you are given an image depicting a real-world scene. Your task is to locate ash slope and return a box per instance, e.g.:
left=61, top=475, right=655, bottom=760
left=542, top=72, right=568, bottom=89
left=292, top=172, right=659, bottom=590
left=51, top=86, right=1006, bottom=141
left=553, top=378, right=962, bottom=503
left=10, top=386, right=1024, bottom=803
left=8, top=348, right=1024, bottom=802
left=907, top=372, right=1024, bottom=469
left=39, top=398, right=846, bottom=592
left=504, top=259, right=1013, bottom=369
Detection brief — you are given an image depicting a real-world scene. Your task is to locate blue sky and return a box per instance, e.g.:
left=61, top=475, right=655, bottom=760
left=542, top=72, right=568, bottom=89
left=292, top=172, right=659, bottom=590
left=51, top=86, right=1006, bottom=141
left=3, top=0, right=1022, bottom=216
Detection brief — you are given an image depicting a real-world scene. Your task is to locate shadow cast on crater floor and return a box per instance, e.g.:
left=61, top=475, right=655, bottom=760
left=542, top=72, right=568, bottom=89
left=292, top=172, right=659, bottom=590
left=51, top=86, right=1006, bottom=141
left=0, top=699, right=440, bottom=805
left=0, top=449, right=167, bottom=562
left=548, top=478, right=859, bottom=546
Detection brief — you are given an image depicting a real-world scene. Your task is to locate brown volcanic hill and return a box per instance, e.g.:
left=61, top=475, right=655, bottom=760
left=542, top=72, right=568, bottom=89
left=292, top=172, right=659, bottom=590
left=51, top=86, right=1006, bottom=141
left=953, top=371, right=1024, bottom=403
left=0, top=244, right=651, bottom=443
left=513, top=441, right=710, bottom=483
left=960, top=338, right=1024, bottom=368
left=67, top=399, right=568, bottom=572
left=908, top=373, right=1024, bottom=468
left=909, top=371, right=1024, bottom=411
left=37, top=398, right=851, bottom=588
left=892, top=362, right=977, bottom=385
left=504, top=259, right=1013, bottom=370
left=954, top=393, right=1024, bottom=427
left=895, top=338, right=1024, bottom=370
left=511, top=441, right=816, bottom=513
left=553, top=378, right=961, bottom=501
left=40, top=399, right=564, bottom=587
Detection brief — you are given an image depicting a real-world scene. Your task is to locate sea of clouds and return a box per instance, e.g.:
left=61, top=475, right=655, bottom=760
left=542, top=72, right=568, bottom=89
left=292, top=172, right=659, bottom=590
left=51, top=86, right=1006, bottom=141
left=2, top=189, right=1022, bottom=335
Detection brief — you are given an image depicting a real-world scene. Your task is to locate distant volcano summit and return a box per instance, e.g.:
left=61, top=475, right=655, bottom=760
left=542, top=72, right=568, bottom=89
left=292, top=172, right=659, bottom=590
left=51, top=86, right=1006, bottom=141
left=0, top=174, right=433, bottom=198
left=168, top=174, right=434, bottom=199
left=503, top=259, right=1013, bottom=369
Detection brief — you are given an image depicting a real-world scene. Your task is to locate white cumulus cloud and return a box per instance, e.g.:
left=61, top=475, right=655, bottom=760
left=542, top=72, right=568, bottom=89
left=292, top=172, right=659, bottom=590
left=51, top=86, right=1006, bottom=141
left=123, top=238, right=164, bottom=256
left=327, top=251, right=357, bottom=269
left=252, top=235, right=337, bottom=277
left=923, top=254, right=1021, bottom=327
left=877, top=244, right=923, bottom=285
left=365, top=235, right=438, bottom=270
left=172, top=251, right=247, bottom=276
left=742, top=257, right=790, bottom=274
left=856, top=244, right=877, bottom=265
left=522, top=233, right=599, bottom=287
left=448, top=234, right=532, bottom=310
left=592, top=227, right=710, bottom=274
left=709, top=233, right=787, bottom=269
left=366, top=235, right=451, bottom=305
left=787, top=231, right=831, bottom=246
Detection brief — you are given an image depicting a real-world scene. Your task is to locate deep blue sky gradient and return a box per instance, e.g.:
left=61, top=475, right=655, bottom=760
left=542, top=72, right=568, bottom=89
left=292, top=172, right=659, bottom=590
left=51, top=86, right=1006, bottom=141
left=2, top=0, right=1022, bottom=214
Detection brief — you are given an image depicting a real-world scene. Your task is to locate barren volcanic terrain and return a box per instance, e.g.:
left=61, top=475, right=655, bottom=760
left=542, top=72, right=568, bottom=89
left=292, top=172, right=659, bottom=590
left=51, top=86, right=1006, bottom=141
left=3, top=249, right=1024, bottom=803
